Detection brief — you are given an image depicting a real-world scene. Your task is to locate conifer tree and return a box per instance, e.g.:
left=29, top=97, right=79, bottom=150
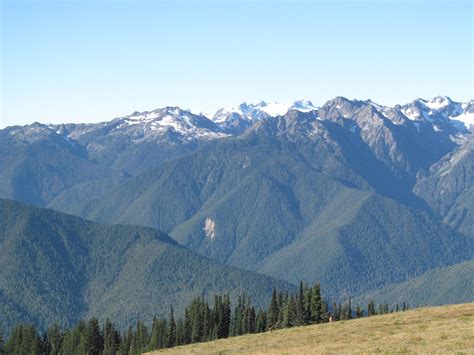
left=59, top=320, right=86, bottom=355
left=277, top=292, right=284, bottom=313
left=241, top=296, right=249, bottom=334
left=128, top=329, right=139, bottom=355
left=310, top=283, right=322, bottom=323
left=332, top=302, right=341, bottom=321
left=6, top=324, right=43, bottom=355
left=320, top=299, right=329, bottom=323
left=167, top=306, right=177, bottom=347
left=136, top=319, right=150, bottom=351
left=85, top=317, right=103, bottom=355
left=103, top=319, right=120, bottom=355
left=377, top=304, right=384, bottom=315
left=276, top=306, right=284, bottom=329
left=183, top=309, right=192, bottom=344
left=148, top=317, right=159, bottom=351
left=249, top=306, right=256, bottom=333
left=344, top=298, right=352, bottom=320
left=368, top=300, right=376, bottom=316
left=4, top=325, right=19, bottom=354
left=355, top=304, right=363, bottom=318
left=296, top=281, right=305, bottom=326
left=256, top=310, right=267, bottom=332
left=210, top=325, right=218, bottom=341
left=119, top=326, right=132, bottom=355
left=0, top=329, right=4, bottom=355
left=283, top=296, right=297, bottom=328
left=222, top=294, right=231, bottom=338
left=231, top=296, right=244, bottom=336
left=302, top=285, right=312, bottom=325
left=29, top=324, right=43, bottom=354
left=242, top=298, right=256, bottom=334
left=175, top=318, right=186, bottom=346
left=202, top=301, right=211, bottom=342
left=191, top=312, right=201, bottom=343
left=191, top=301, right=203, bottom=343
left=211, top=295, right=222, bottom=340
left=42, top=331, right=51, bottom=355
left=267, top=289, right=279, bottom=329
left=47, top=323, right=63, bottom=355
left=7, top=325, right=21, bottom=355
left=160, top=319, right=169, bottom=349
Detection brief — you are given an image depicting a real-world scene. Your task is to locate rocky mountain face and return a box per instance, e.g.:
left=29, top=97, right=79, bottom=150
left=414, top=135, right=474, bottom=236
left=0, top=123, right=117, bottom=206
left=1, top=95, right=473, bottom=303
left=212, top=100, right=318, bottom=134
left=3, top=96, right=470, bottom=186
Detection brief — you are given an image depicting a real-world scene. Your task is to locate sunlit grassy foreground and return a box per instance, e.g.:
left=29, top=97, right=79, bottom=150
left=145, top=302, right=474, bottom=354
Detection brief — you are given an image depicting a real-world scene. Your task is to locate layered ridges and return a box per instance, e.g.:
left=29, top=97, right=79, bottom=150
left=1, top=95, right=473, bottom=319
left=0, top=198, right=294, bottom=332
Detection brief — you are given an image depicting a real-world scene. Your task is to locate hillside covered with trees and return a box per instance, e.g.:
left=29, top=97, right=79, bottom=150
left=0, top=199, right=293, bottom=334
left=0, top=283, right=412, bottom=354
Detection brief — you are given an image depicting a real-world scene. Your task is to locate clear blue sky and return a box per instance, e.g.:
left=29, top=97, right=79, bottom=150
left=1, top=0, right=472, bottom=127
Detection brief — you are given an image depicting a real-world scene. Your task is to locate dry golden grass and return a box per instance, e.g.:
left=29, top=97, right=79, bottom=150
left=145, top=302, right=474, bottom=354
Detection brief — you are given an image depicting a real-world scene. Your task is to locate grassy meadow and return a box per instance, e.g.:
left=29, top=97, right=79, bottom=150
left=146, top=302, right=474, bottom=354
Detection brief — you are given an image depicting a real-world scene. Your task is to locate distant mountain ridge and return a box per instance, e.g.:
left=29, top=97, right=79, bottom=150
left=5, top=96, right=471, bottom=145
left=1, top=95, right=473, bottom=313
left=212, top=99, right=319, bottom=133
left=355, top=259, right=474, bottom=307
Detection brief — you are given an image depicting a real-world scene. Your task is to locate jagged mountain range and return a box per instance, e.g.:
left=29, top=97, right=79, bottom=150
left=6, top=95, right=473, bottom=146
left=0, top=95, right=473, bottom=331
left=2, top=96, right=472, bottom=189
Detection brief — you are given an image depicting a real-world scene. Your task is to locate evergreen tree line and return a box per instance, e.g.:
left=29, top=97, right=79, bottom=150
left=0, top=282, right=415, bottom=355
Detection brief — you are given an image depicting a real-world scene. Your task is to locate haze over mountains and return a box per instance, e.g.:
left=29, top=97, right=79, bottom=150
left=1, top=95, right=473, bottom=332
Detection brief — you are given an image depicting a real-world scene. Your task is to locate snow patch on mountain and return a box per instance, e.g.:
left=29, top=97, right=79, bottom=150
left=259, top=102, right=290, bottom=116
left=397, top=96, right=474, bottom=134
left=215, top=100, right=318, bottom=119
left=204, top=217, right=216, bottom=240
left=8, top=96, right=472, bottom=145
left=423, top=96, right=452, bottom=111
left=212, top=100, right=319, bottom=132
left=452, top=111, right=474, bottom=130
left=106, top=107, right=230, bottom=142
left=401, top=107, right=420, bottom=121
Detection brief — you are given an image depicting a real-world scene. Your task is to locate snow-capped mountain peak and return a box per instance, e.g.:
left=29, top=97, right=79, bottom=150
left=422, top=95, right=453, bottom=111
left=398, top=96, right=472, bottom=133
left=212, top=99, right=319, bottom=133
left=110, top=106, right=228, bottom=142
left=16, top=96, right=471, bottom=147
left=256, top=101, right=292, bottom=116
left=451, top=100, right=474, bottom=131
left=290, top=99, right=318, bottom=112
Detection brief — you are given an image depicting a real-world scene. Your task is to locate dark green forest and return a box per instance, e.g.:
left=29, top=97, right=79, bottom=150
left=1, top=99, right=473, bottom=354
left=0, top=283, right=412, bottom=355
left=0, top=198, right=293, bottom=333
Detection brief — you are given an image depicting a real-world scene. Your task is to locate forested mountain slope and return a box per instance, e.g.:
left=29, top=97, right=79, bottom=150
left=1, top=96, right=473, bottom=306
left=355, top=259, right=474, bottom=307
left=0, top=199, right=294, bottom=333
left=61, top=112, right=474, bottom=298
